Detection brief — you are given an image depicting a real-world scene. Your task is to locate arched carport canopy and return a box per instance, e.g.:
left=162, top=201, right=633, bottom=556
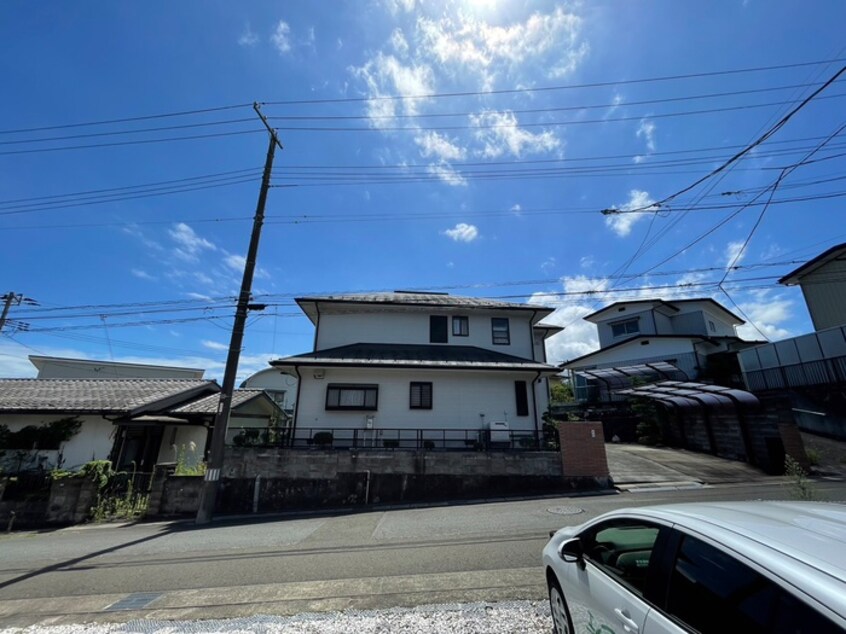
left=616, top=380, right=759, bottom=411
left=574, top=362, right=688, bottom=391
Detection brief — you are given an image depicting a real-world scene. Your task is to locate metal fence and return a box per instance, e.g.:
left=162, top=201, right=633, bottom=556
left=226, top=426, right=545, bottom=451
left=744, top=355, right=846, bottom=392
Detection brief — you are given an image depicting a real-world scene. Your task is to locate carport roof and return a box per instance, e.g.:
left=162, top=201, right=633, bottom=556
left=616, top=380, right=759, bottom=409
left=574, top=362, right=687, bottom=389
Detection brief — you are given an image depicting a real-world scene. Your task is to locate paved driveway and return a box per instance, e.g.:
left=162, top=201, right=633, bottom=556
left=606, top=443, right=771, bottom=489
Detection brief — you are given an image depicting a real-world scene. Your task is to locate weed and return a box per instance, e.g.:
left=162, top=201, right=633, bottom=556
left=784, top=455, right=820, bottom=501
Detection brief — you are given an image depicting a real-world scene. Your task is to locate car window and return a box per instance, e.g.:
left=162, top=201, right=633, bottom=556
left=666, top=534, right=840, bottom=634
left=580, top=519, right=660, bottom=595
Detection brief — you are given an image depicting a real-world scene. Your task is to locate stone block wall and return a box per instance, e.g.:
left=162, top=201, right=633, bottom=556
left=45, top=478, right=97, bottom=525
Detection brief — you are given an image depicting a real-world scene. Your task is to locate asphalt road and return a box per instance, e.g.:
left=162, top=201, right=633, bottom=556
left=0, top=479, right=844, bottom=626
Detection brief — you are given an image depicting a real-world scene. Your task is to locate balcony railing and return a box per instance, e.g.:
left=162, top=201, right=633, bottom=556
left=226, top=426, right=547, bottom=451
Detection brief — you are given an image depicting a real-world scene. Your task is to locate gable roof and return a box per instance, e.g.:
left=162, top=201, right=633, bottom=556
left=271, top=343, right=558, bottom=373
left=0, top=378, right=218, bottom=415
left=169, top=389, right=277, bottom=415
left=560, top=335, right=714, bottom=370
left=584, top=298, right=744, bottom=325
left=779, top=243, right=846, bottom=285
left=295, top=292, right=554, bottom=324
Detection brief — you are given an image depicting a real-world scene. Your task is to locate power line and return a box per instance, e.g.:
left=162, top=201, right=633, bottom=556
left=261, top=57, right=846, bottom=105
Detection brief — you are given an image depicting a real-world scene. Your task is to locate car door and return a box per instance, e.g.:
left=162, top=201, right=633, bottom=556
left=561, top=518, right=667, bottom=634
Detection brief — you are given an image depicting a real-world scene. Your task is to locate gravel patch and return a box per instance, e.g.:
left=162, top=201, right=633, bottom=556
left=0, top=601, right=552, bottom=634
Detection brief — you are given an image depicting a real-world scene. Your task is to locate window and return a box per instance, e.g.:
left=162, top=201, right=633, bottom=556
left=410, top=382, right=433, bottom=409
left=581, top=519, right=661, bottom=596
left=492, top=318, right=510, bottom=344
left=611, top=318, right=640, bottom=337
left=666, top=535, right=780, bottom=634
left=430, top=315, right=448, bottom=343
left=515, top=380, right=529, bottom=416
left=708, top=319, right=716, bottom=332
left=325, top=384, right=378, bottom=410
left=266, top=390, right=286, bottom=406
left=452, top=315, right=469, bottom=337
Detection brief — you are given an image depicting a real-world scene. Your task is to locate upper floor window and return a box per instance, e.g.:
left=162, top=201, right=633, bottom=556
left=430, top=315, right=448, bottom=343
left=492, top=318, right=510, bottom=345
left=325, top=384, right=378, bottom=410
left=611, top=318, right=639, bottom=338
left=410, top=382, right=433, bottom=409
left=452, top=315, right=469, bottom=337
left=708, top=320, right=716, bottom=332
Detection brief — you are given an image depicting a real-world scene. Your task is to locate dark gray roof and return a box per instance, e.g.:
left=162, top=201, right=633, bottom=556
left=271, top=343, right=557, bottom=372
left=0, top=378, right=217, bottom=414
left=584, top=298, right=744, bottom=325
left=169, top=389, right=274, bottom=414
left=616, top=380, right=759, bottom=410
left=296, top=292, right=553, bottom=312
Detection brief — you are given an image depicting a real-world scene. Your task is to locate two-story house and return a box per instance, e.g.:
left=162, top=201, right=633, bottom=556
left=739, top=243, right=846, bottom=438
left=561, top=298, right=760, bottom=401
left=269, top=291, right=561, bottom=447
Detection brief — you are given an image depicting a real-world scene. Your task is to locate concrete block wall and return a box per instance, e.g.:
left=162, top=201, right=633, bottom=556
left=45, top=478, right=97, bottom=524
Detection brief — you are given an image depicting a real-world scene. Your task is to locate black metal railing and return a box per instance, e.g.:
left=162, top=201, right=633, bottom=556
left=226, top=426, right=546, bottom=451
left=744, top=355, right=846, bottom=392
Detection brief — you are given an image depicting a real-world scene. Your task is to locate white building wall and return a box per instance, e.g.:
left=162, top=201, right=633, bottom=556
left=156, top=425, right=208, bottom=464
left=0, top=414, right=117, bottom=471
left=800, top=259, right=846, bottom=331
left=596, top=308, right=658, bottom=348
left=315, top=309, right=535, bottom=359
left=241, top=368, right=298, bottom=409
left=295, top=367, right=542, bottom=434
left=567, top=338, right=699, bottom=372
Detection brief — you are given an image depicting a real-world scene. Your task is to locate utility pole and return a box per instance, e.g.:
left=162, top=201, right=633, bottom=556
left=0, top=292, right=38, bottom=333
left=195, top=103, right=283, bottom=525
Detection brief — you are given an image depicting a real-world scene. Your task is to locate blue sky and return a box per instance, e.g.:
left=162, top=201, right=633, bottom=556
left=1, top=0, right=845, bottom=380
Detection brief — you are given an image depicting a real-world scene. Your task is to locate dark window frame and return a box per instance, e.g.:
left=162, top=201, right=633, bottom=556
left=452, top=315, right=469, bottom=337
left=515, top=380, right=529, bottom=416
left=409, top=382, right=433, bottom=409
left=430, top=315, right=448, bottom=343
left=325, top=383, right=379, bottom=411
left=492, top=317, right=510, bottom=345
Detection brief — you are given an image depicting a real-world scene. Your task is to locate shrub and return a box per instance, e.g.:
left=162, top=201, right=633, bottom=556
left=313, top=431, right=334, bottom=447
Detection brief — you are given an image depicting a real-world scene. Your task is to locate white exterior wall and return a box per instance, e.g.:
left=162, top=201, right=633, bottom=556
left=800, top=259, right=846, bottom=331
left=241, top=368, right=299, bottom=409
left=567, top=338, right=699, bottom=371
left=596, top=309, right=657, bottom=348
left=0, top=414, right=116, bottom=471
left=315, top=309, right=535, bottom=359
left=294, top=367, right=543, bottom=434
left=31, top=358, right=204, bottom=379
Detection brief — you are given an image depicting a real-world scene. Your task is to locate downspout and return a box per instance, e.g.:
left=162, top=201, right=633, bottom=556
left=292, top=365, right=303, bottom=440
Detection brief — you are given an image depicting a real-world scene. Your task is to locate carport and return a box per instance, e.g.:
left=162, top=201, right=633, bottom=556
left=574, top=362, right=688, bottom=402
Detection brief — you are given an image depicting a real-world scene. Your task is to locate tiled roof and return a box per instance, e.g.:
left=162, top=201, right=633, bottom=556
left=296, top=292, right=551, bottom=312
left=0, top=378, right=216, bottom=414
left=169, top=389, right=270, bottom=414
left=271, top=343, right=557, bottom=372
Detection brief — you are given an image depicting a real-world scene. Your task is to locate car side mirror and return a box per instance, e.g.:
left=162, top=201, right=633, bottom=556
left=559, top=538, right=586, bottom=569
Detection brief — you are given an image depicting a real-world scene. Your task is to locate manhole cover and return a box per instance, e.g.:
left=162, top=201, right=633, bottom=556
left=546, top=506, right=584, bottom=516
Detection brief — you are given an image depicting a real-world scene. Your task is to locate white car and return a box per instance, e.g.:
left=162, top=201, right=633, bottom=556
left=542, top=501, right=846, bottom=633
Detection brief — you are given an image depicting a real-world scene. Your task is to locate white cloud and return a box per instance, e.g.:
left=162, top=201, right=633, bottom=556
left=350, top=53, right=435, bottom=126
left=416, top=6, right=587, bottom=79
left=186, top=292, right=213, bottom=301
left=415, top=131, right=466, bottom=161
left=470, top=110, right=560, bottom=158
left=735, top=290, right=793, bottom=341
left=604, top=190, right=657, bottom=238
left=384, top=0, right=416, bottom=15
left=390, top=28, right=409, bottom=57
left=202, top=340, right=229, bottom=351
left=541, top=257, right=556, bottom=274
left=724, top=240, right=747, bottom=269
left=238, top=25, right=259, bottom=47
left=443, top=222, right=479, bottom=242
left=224, top=254, right=246, bottom=272
left=271, top=20, right=292, bottom=54
left=131, top=268, right=155, bottom=281
left=122, top=223, right=163, bottom=251
left=579, top=255, right=596, bottom=269
left=168, top=223, right=216, bottom=261
left=510, top=203, right=523, bottom=216
left=427, top=162, right=467, bottom=186
left=636, top=118, right=656, bottom=153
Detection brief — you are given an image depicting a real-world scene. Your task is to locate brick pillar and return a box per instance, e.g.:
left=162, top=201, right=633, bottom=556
left=778, top=423, right=810, bottom=470
left=559, top=421, right=610, bottom=478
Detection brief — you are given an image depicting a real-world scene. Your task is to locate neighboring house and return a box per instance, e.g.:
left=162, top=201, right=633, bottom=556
left=562, top=298, right=762, bottom=402
left=240, top=367, right=298, bottom=413
left=28, top=355, right=205, bottom=379
left=0, top=379, right=285, bottom=472
left=269, top=291, right=561, bottom=447
left=739, top=244, right=846, bottom=438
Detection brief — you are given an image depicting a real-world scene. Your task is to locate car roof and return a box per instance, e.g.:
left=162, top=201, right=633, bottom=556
left=610, top=501, right=846, bottom=619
